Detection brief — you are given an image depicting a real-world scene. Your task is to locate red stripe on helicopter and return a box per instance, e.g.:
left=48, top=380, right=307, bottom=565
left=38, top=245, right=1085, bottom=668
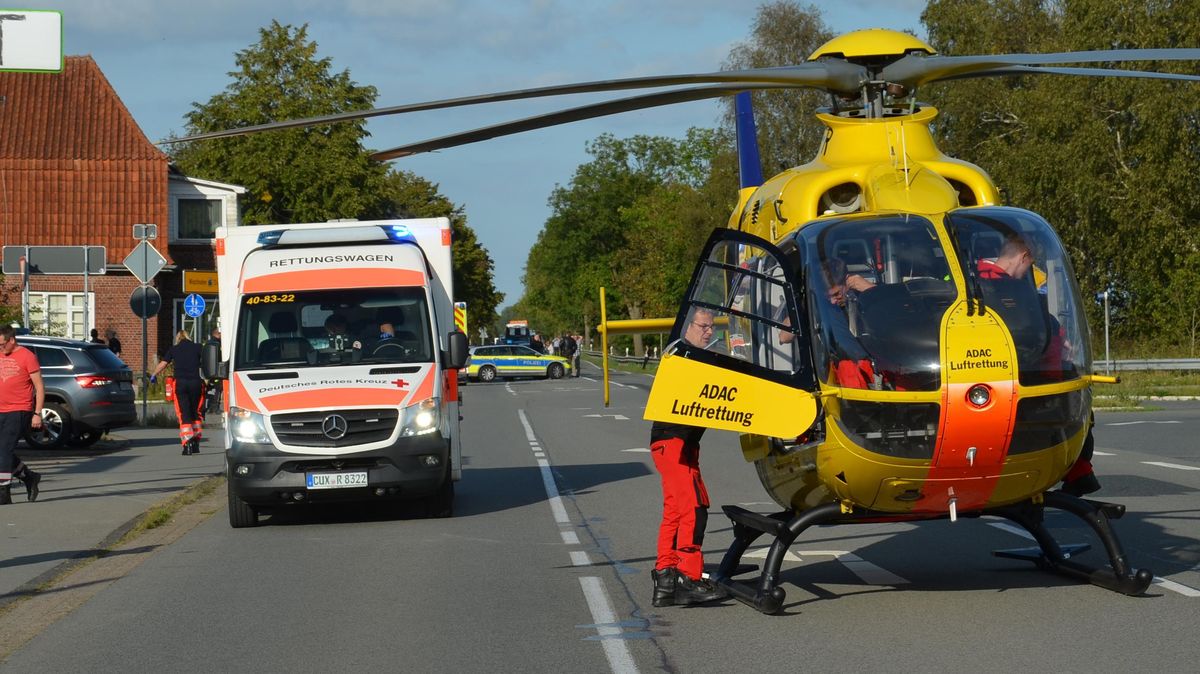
left=915, top=379, right=1017, bottom=513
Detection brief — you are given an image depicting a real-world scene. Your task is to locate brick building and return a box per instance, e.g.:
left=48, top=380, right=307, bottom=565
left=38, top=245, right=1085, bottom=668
left=0, top=55, right=242, bottom=373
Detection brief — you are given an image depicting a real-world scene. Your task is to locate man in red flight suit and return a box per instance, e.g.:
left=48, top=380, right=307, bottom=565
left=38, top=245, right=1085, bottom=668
left=977, top=235, right=1099, bottom=496
left=649, top=307, right=725, bottom=607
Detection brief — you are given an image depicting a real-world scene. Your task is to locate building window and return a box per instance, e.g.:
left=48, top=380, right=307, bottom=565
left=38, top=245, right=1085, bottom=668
left=26, top=292, right=94, bottom=339
left=178, top=198, right=223, bottom=240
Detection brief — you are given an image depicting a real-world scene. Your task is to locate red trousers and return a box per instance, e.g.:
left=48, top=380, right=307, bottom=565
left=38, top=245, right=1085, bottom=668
left=651, top=437, right=709, bottom=580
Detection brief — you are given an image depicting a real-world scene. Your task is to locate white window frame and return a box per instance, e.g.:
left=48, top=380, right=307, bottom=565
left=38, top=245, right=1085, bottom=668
left=172, top=194, right=227, bottom=244
left=25, top=291, right=95, bottom=340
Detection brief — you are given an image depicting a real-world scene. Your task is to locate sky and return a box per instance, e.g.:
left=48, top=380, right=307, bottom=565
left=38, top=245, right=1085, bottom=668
left=18, top=0, right=926, bottom=306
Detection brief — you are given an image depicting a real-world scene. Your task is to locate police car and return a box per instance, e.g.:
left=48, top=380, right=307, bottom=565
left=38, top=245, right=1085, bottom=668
left=465, top=344, right=571, bottom=382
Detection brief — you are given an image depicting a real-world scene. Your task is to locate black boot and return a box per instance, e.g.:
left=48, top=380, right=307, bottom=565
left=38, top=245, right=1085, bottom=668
left=674, top=573, right=725, bottom=605
left=20, top=470, right=40, bottom=502
left=0, top=484, right=11, bottom=506
left=651, top=568, right=677, bottom=607
left=182, top=441, right=191, bottom=455
left=1062, top=472, right=1101, bottom=497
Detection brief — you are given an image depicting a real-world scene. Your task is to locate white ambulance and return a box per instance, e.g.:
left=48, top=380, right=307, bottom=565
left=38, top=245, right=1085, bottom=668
left=205, top=219, right=468, bottom=527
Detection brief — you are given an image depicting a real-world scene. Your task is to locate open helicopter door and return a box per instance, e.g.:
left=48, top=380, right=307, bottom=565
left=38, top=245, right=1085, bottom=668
left=645, top=229, right=818, bottom=438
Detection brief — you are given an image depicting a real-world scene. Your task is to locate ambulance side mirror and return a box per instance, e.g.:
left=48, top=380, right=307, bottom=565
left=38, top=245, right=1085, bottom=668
left=202, top=342, right=227, bottom=379
left=446, top=331, right=469, bottom=369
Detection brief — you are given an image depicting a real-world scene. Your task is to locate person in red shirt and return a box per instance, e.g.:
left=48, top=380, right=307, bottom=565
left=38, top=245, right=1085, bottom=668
left=0, top=325, right=45, bottom=504
left=976, top=236, right=1099, bottom=496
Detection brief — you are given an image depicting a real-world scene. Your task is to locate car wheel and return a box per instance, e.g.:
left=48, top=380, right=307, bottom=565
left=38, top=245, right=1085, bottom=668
left=227, top=484, right=259, bottom=528
left=67, top=429, right=104, bottom=448
left=23, top=402, right=72, bottom=450
left=547, top=363, right=565, bottom=379
left=478, top=365, right=497, bottom=382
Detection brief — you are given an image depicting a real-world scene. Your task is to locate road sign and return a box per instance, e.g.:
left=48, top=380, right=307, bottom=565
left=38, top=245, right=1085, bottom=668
left=0, top=10, right=62, bottom=73
left=183, top=270, right=218, bottom=293
left=3, top=246, right=106, bottom=275
left=184, top=293, right=206, bottom=318
left=454, top=302, right=468, bottom=334
left=123, top=241, right=167, bottom=285
left=132, top=223, right=158, bottom=240
left=130, top=286, right=162, bottom=319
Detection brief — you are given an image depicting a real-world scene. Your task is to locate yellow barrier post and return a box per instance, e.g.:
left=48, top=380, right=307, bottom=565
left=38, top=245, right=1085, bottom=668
left=600, top=287, right=610, bottom=406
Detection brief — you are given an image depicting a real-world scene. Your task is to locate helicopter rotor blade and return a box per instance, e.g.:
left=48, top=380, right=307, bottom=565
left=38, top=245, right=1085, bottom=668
left=370, top=82, right=796, bottom=161
left=938, top=64, right=1200, bottom=83
left=166, top=62, right=867, bottom=145
left=882, top=49, right=1200, bottom=88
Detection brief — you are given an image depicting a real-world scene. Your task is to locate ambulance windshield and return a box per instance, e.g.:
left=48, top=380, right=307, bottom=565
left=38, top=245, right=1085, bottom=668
left=234, top=287, right=433, bottom=369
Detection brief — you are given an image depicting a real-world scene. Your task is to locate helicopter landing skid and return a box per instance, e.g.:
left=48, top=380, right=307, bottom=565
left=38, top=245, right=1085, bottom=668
left=990, top=491, right=1154, bottom=596
left=714, top=493, right=1153, bottom=615
left=714, top=502, right=845, bottom=615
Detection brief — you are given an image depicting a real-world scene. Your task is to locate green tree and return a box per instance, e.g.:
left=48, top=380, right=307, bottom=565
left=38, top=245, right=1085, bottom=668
left=520, top=132, right=724, bottom=352
left=379, top=171, right=504, bottom=332
left=722, top=1, right=834, bottom=175
left=170, top=21, right=391, bottom=223
left=922, top=0, right=1200, bottom=349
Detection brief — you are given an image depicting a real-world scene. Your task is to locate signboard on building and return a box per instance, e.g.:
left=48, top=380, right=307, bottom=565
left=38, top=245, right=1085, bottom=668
left=183, top=270, right=218, bottom=294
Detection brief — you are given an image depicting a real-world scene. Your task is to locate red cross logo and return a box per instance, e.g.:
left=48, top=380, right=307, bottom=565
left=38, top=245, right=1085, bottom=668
left=392, top=378, right=409, bottom=389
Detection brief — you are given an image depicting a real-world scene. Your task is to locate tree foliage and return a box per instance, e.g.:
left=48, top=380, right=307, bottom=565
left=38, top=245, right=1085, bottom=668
left=380, top=171, right=504, bottom=331
left=722, top=1, right=834, bottom=175
left=172, top=21, right=390, bottom=224
left=519, top=132, right=726, bottom=350
left=170, top=21, right=502, bottom=332
left=922, top=0, right=1200, bottom=348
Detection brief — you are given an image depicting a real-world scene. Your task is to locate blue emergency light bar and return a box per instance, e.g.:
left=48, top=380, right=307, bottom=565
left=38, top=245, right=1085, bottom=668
left=256, top=229, right=285, bottom=246
left=255, top=224, right=418, bottom=247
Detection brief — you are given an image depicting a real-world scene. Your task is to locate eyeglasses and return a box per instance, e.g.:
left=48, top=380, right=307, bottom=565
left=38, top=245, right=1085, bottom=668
left=692, top=322, right=714, bottom=332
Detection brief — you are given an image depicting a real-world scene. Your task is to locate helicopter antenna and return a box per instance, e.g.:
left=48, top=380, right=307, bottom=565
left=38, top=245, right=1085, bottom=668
left=734, top=92, right=763, bottom=189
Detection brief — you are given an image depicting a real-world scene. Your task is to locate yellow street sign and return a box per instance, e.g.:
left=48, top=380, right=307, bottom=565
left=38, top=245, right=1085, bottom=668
left=183, top=270, right=218, bottom=294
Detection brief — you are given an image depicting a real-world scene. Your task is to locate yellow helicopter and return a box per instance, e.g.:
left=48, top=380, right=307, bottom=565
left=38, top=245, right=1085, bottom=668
left=179, top=28, right=1200, bottom=613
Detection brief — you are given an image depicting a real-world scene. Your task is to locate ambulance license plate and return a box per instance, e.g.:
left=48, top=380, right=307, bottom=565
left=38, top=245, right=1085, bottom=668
left=306, top=471, right=368, bottom=489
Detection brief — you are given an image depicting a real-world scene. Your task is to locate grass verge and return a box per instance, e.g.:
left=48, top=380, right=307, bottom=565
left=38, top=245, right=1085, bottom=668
left=114, top=475, right=224, bottom=546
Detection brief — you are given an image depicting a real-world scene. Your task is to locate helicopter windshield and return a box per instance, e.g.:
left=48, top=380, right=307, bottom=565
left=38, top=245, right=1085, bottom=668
left=946, top=207, right=1090, bottom=385
left=799, top=215, right=955, bottom=391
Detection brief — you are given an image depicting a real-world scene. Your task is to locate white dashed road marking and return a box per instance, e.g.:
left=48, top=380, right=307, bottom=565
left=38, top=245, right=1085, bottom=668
left=1142, top=461, right=1200, bottom=471
left=1106, top=420, right=1182, bottom=426
left=518, top=410, right=638, bottom=673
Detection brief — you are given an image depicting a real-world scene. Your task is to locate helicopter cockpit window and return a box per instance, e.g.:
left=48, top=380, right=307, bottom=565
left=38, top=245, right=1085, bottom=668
left=680, top=238, right=808, bottom=381
left=799, top=215, right=954, bottom=391
left=947, top=207, right=1090, bottom=385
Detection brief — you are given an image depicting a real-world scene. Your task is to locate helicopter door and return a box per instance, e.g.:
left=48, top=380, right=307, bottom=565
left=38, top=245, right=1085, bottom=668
left=645, top=229, right=818, bottom=438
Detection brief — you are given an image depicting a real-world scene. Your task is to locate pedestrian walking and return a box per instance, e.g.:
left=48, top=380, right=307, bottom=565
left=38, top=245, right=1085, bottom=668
left=0, top=325, right=44, bottom=504
left=559, top=333, right=578, bottom=377
left=150, top=330, right=206, bottom=455
left=105, top=328, right=122, bottom=359
left=89, top=328, right=105, bottom=345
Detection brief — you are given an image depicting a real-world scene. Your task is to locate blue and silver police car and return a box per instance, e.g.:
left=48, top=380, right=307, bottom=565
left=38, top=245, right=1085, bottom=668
left=465, top=344, right=571, bottom=382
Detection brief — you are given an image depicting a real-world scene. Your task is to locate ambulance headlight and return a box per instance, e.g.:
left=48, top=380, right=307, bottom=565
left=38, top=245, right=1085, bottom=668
left=231, top=407, right=270, bottom=444
left=400, top=398, right=439, bottom=436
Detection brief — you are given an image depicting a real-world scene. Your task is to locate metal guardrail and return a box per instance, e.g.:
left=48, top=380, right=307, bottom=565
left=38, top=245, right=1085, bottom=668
left=1096, top=359, right=1200, bottom=371
left=583, top=349, right=660, bottom=368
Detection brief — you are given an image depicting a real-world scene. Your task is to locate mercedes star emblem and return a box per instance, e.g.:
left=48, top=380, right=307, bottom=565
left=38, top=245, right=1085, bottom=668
left=321, top=414, right=348, bottom=440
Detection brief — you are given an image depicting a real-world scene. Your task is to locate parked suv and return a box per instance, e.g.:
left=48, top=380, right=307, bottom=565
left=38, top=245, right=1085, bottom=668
left=17, top=336, right=136, bottom=450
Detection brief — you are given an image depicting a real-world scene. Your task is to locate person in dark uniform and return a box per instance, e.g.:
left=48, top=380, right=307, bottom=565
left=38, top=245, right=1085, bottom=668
left=151, top=331, right=205, bottom=455
left=105, top=328, right=122, bottom=359
left=649, top=307, right=724, bottom=607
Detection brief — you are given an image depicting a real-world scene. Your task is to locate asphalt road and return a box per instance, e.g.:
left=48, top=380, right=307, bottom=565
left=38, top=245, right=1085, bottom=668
left=3, top=369, right=1199, bottom=673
